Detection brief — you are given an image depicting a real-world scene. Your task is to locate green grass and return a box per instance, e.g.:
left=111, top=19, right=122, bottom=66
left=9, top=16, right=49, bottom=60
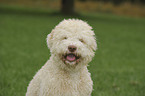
left=0, top=7, right=145, bottom=96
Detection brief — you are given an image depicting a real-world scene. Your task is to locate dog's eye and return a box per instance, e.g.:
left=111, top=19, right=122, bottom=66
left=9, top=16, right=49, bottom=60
left=62, top=37, right=67, bottom=40
left=79, top=39, right=85, bottom=43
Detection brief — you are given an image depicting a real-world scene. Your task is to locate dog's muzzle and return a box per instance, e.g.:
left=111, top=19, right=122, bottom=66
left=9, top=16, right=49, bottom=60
left=62, top=53, right=80, bottom=65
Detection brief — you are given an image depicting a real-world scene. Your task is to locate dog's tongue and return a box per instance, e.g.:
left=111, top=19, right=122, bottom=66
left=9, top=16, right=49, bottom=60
left=66, top=54, right=76, bottom=61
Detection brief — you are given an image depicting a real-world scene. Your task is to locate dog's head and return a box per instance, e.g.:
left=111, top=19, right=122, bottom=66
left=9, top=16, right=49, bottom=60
left=47, top=19, right=97, bottom=67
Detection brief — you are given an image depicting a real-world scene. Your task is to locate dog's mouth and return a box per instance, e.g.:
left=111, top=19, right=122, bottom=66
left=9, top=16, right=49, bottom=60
left=62, top=53, right=80, bottom=64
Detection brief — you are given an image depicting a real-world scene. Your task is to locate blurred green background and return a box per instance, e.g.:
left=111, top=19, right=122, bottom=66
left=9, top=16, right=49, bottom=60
left=0, top=0, right=145, bottom=96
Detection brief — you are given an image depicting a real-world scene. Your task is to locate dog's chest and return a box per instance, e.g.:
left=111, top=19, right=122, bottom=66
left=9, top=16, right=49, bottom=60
left=40, top=71, right=92, bottom=96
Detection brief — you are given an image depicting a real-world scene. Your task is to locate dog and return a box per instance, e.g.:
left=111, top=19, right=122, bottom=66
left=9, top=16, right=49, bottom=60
left=26, top=19, right=97, bottom=96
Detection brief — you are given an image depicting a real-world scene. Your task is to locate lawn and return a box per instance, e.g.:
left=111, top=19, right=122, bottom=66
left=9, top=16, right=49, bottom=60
left=0, top=7, right=145, bottom=96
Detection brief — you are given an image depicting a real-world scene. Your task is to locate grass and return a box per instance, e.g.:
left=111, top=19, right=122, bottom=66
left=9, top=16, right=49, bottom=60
left=0, top=6, right=145, bottom=96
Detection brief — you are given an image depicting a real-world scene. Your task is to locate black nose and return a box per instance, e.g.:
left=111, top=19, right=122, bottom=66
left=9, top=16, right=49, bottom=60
left=68, top=45, right=77, bottom=52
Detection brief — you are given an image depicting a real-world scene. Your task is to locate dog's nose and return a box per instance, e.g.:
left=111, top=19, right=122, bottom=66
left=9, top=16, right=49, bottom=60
left=68, top=45, right=77, bottom=52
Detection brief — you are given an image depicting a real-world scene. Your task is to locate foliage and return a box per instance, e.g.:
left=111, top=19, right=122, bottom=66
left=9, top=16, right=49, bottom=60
left=76, top=1, right=145, bottom=17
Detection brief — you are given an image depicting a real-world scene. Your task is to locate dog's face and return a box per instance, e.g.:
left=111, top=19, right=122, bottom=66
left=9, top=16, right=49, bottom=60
left=47, top=19, right=97, bottom=67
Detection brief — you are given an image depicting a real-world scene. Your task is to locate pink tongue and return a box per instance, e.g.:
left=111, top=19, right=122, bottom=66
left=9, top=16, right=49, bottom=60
left=66, top=55, right=76, bottom=61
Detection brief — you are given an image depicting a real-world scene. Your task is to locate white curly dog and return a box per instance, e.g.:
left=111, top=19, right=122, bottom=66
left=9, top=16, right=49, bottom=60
left=26, top=19, right=97, bottom=96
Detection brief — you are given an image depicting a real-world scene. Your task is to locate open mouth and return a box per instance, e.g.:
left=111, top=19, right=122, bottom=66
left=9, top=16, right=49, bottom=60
left=62, top=53, right=80, bottom=64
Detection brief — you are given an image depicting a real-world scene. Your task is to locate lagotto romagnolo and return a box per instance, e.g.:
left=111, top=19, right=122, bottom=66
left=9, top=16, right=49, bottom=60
left=26, top=19, right=97, bottom=96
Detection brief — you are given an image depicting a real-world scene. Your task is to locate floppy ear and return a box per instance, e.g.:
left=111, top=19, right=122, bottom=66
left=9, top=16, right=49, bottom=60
left=90, top=39, right=97, bottom=51
left=91, top=36, right=97, bottom=51
left=93, top=41, right=97, bottom=51
left=46, top=30, right=54, bottom=49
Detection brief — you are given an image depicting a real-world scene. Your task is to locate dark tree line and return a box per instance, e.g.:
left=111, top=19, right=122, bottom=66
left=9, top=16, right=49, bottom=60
left=79, top=0, right=145, bottom=4
left=61, top=0, right=145, bottom=15
left=61, top=0, right=75, bottom=14
left=102, top=0, right=145, bottom=5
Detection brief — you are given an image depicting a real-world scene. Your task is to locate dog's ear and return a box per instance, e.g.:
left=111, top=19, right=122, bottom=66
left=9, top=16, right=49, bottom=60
left=46, top=30, right=54, bottom=49
left=91, top=37, right=97, bottom=51
left=92, top=42, right=97, bottom=51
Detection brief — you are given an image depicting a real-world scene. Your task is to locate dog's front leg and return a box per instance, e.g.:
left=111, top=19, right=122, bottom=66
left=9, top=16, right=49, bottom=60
left=26, top=77, right=40, bottom=96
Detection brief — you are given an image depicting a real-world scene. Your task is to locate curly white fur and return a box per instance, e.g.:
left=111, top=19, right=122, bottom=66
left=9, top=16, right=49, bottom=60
left=26, top=19, right=97, bottom=96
